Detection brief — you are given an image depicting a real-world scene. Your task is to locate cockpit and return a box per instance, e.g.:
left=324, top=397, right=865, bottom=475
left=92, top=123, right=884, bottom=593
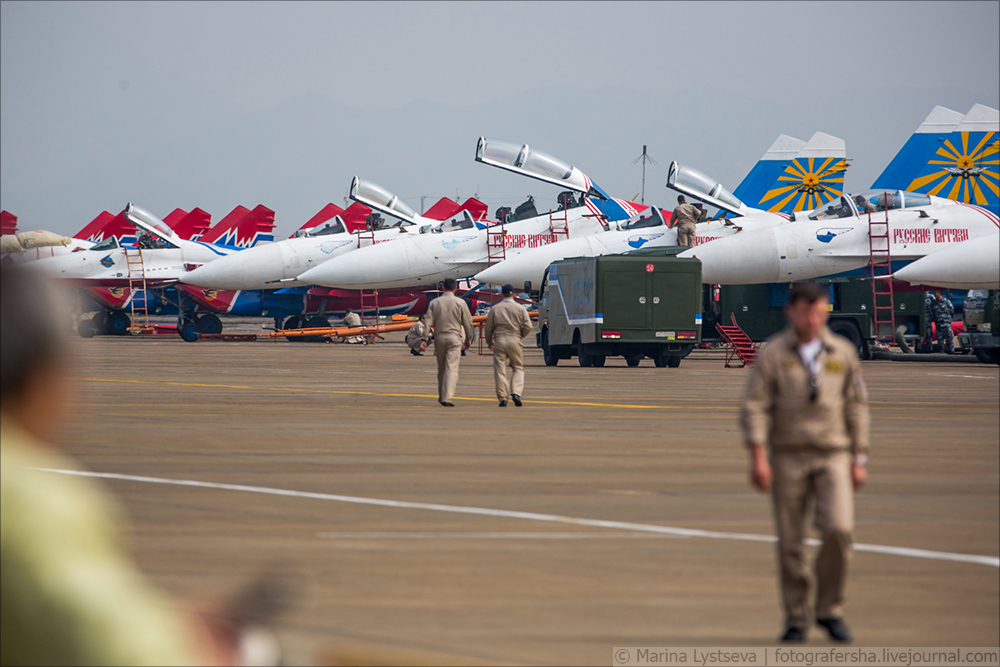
left=137, top=232, right=168, bottom=249
left=805, top=189, right=933, bottom=221
left=350, top=178, right=418, bottom=225
left=621, top=207, right=667, bottom=230
left=302, top=218, right=347, bottom=237
left=89, top=237, right=121, bottom=251
left=418, top=212, right=477, bottom=234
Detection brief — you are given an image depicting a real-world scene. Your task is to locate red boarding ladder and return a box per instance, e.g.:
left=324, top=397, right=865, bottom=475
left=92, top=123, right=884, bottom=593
left=359, top=289, right=381, bottom=327
left=549, top=208, right=569, bottom=242
left=867, top=207, right=895, bottom=346
left=486, top=216, right=507, bottom=267
left=716, top=313, right=758, bottom=368
left=124, top=247, right=154, bottom=333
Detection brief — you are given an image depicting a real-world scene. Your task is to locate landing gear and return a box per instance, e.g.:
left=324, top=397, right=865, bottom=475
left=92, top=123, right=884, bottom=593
left=108, top=311, right=131, bottom=336
left=197, top=313, right=223, bottom=335
left=178, top=316, right=201, bottom=342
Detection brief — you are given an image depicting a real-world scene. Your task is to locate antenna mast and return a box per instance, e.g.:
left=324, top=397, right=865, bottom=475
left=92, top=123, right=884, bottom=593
left=631, top=145, right=658, bottom=205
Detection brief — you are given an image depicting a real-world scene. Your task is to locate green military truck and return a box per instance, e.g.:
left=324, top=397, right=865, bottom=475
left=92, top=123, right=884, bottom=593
left=536, top=254, right=702, bottom=367
left=957, top=289, right=1000, bottom=365
left=701, top=278, right=927, bottom=359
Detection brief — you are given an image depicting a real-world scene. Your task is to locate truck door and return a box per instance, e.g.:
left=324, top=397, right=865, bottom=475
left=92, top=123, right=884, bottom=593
left=651, top=266, right=701, bottom=331
left=602, top=270, right=647, bottom=330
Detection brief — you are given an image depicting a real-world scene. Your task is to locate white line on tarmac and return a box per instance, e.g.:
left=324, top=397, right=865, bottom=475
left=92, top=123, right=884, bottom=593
left=927, top=373, right=997, bottom=380
left=315, top=532, right=677, bottom=539
left=37, top=469, right=1000, bottom=569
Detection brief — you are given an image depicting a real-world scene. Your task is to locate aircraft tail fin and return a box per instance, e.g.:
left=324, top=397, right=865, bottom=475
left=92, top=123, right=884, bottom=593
left=291, top=203, right=347, bottom=238
left=341, top=201, right=374, bottom=233
left=199, top=206, right=251, bottom=244
left=76, top=210, right=139, bottom=245
left=422, top=197, right=462, bottom=221
left=874, top=104, right=998, bottom=212
left=168, top=208, right=212, bottom=240
left=1, top=210, right=17, bottom=235
left=457, top=197, right=489, bottom=222
left=161, top=208, right=189, bottom=228
left=736, top=132, right=848, bottom=214
left=200, top=205, right=274, bottom=247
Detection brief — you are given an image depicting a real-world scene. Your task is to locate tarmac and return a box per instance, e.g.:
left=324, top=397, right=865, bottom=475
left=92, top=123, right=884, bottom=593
left=53, top=323, right=999, bottom=665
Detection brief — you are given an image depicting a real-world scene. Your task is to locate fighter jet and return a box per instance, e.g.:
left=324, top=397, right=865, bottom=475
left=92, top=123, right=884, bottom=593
left=892, top=231, right=1000, bottom=290
left=678, top=190, right=999, bottom=284
left=294, top=140, right=642, bottom=290
left=29, top=203, right=244, bottom=285
left=474, top=133, right=847, bottom=290
left=180, top=181, right=488, bottom=291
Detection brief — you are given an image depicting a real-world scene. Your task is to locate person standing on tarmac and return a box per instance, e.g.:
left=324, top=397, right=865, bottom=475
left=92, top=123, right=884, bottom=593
left=741, top=282, right=870, bottom=644
left=932, top=290, right=955, bottom=354
left=671, top=195, right=700, bottom=248
left=420, top=278, right=473, bottom=406
left=484, top=284, right=533, bottom=407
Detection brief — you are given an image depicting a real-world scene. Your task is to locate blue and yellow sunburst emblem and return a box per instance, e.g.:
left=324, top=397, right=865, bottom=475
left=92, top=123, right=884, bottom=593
left=758, top=157, right=847, bottom=213
left=906, top=132, right=999, bottom=206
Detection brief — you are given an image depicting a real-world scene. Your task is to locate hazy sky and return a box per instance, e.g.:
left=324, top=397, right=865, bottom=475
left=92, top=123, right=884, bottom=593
left=2, top=1, right=998, bottom=236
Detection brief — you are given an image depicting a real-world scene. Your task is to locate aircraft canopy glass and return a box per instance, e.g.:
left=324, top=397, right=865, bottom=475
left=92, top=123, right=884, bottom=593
left=352, top=180, right=418, bottom=221
left=126, top=205, right=176, bottom=240
left=622, top=207, right=666, bottom=230
left=90, top=237, right=120, bottom=251
left=807, top=189, right=933, bottom=221
left=309, top=218, right=347, bottom=236
left=479, top=140, right=573, bottom=181
left=669, top=164, right=744, bottom=211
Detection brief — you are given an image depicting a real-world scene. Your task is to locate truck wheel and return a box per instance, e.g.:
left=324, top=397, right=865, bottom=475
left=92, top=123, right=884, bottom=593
left=829, top=320, right=864, bottom=357
left=591, top=355, right=606, bottom=367
left=654, top=354, right=668, bottom=367
left=975, top=348, right=1000, bottom=365
left=197, top=313, right=223, bottom=335
left=542, top=330, right=559, bottom=366
left=667, top=355, right=682, bottom=368
left=577, top=344, right=594, bottom=367
left=108, top=311, right=131, bottom=336
left=625, top=355, right=641, bottom=367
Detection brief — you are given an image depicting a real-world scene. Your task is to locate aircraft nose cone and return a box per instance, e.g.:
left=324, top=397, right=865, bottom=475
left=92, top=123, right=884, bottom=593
left=678, top=229, right=780, bottom=284
left=182, top=243, right=284, bottom=289
left=298, top=245, right=391, bottom=288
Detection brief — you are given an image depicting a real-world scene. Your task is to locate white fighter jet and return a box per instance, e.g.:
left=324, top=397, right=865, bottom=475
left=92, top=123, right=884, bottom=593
left=28, top=203, right=240, bottom=285
left=678, top=190, right=999, bottom=284
left=473, top=145, right=841, bottom=289
left=294, top=139, right=639, bottom=290
left=179, top=179, right=485, bottom=290
left=892, top=231, right=1000, bottom=290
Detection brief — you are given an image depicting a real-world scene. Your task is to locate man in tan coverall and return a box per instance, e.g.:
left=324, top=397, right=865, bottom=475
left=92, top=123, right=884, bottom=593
left=421, top=278, right=473, bottom=406
left=484, top=284, right=533, bottom=407
left=670, top=195, right=700, bottom=248
left=741, top=282, right=869, bottom=644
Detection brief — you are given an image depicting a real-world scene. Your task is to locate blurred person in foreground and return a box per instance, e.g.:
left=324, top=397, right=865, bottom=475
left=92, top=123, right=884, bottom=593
left=740, top=282, right=870, bottom=644
left=0, top=265, right=236, bottom=665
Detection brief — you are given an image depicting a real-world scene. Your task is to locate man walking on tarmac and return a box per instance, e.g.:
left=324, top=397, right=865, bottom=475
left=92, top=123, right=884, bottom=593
left=421, top=278, right=473, bottom=406
left=741, top=282, right=870, bottom=644
left=484, top=284, right=533, bottom=407
left=671, top=195, right=700, bottom=248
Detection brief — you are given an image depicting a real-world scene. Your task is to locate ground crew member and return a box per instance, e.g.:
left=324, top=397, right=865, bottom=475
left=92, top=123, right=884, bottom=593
left=671, top=195, right=700, bottom=248
left=406, top=315, right=426, bottom=356
left=484, top=284, right=533, bottom=407
left=932, top=290, right=955, bottom=354
left=740, top=282, right=870, bottom=644
left=420, top=278, right=473, bottom=406
left=342, top=308, right=364, bottom=344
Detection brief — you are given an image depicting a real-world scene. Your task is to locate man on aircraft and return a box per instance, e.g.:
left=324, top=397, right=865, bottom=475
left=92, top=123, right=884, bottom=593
left=671, top=195, right=700, bottom=247
left=853, top=195, right=876, bottom=214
